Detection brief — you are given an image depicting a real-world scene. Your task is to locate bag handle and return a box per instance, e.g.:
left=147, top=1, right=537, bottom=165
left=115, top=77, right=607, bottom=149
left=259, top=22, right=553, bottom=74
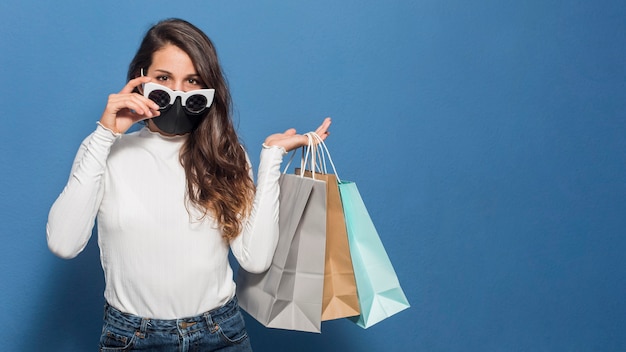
left=282, top=133, right=319, bottom=178
left=305, top=131, right=341, bottom=182
left=281, top=131, right=339, bottom=181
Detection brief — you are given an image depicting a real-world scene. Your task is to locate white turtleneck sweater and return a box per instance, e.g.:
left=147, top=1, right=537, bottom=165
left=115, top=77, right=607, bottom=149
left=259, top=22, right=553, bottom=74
left=47, top=123, right=283, bottom=319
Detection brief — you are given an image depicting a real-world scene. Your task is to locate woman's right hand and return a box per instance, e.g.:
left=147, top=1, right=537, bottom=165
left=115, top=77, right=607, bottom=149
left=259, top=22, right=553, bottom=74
left=99, top=76, right=161, bottom=134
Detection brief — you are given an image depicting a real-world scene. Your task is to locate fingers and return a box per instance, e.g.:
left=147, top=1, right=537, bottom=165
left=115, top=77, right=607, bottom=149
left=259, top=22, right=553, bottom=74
left=119, top=76, right=152, bottom=94
left=263, top=117, right=332, bottom=152
left=107, top=93, right=159, bottom=118
left=117, top=76, right=161, bottom=113
left=283, top=128, right=297, bottom=136
left=99, top=78, right=161, bottom=133
left=313, top=117, right=332, bottom=140
left=118, top=76, right=161, bottom=115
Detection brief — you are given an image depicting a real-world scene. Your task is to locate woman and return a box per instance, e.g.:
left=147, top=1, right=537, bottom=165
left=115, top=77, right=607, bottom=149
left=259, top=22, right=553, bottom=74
left=47, top=18, right=330, bottom=351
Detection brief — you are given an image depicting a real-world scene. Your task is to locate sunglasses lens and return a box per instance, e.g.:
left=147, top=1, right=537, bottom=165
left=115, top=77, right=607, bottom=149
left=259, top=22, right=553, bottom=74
left=185, top=94, right=208, bottom=114
left=148, top=89, right=171, bottom=109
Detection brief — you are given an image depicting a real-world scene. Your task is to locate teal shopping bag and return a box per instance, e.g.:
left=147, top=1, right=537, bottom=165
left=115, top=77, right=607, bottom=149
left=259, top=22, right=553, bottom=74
left=338, top=180, right=410, bottom=328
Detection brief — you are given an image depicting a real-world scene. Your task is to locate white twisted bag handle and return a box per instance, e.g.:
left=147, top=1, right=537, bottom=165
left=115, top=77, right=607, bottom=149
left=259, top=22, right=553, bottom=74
left=282, top=132, right=319, bottom=178
left=304, top=131, right=341, bottom=183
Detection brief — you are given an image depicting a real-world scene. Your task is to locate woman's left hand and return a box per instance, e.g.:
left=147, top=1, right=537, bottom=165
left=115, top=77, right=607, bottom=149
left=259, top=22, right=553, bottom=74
left=264, top=117, right=332, bottom=152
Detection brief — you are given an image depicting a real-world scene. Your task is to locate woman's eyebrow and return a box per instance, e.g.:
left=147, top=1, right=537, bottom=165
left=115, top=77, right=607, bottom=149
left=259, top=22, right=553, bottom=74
left=153, top=70, right=200, bottom=79
left=153, top=69, right=173, bottom=75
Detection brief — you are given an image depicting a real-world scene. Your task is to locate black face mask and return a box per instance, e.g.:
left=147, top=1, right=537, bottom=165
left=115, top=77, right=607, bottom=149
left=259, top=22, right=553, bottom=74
left=150, top=97, right=205, bottom=135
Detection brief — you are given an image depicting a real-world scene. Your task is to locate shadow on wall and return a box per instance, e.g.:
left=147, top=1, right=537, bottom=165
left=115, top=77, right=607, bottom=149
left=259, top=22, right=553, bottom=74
left=22, top=234, right=361, bottom=352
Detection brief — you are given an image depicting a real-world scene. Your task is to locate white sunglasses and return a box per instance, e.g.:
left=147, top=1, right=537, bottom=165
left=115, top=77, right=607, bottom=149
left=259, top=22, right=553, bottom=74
left=143, top=82, right=215, bottom=114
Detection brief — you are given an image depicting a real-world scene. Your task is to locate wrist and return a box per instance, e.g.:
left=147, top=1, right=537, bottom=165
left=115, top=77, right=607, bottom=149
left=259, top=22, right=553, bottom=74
left=97, top=121, right=121, bottom=136
left=262, top=143, right=287, bottom=155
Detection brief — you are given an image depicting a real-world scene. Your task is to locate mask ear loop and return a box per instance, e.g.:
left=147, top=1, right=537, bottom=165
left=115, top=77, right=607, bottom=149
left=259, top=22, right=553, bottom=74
left=138, top=68, right=147, bottom=95
left=138, top=68, right=151, bottom=126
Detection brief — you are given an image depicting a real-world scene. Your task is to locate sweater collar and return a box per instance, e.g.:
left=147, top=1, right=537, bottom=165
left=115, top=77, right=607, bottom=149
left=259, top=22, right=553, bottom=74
left=139, top=126, right=188, bottom=143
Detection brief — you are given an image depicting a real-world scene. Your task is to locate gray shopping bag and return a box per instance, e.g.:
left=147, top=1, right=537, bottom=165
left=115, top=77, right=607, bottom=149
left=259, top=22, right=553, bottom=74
left=237, top=173, right=327, bottom=333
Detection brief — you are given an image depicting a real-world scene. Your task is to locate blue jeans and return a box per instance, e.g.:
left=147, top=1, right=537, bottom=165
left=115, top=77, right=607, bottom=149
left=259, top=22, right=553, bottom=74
left=99, top=297, right=253, bottom=351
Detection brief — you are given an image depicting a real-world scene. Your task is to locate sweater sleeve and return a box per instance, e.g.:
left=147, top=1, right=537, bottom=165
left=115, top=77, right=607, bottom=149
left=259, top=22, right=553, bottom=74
left=230, top=145, right=285, bottom=273
left=46, top=123, right=120, bottom=259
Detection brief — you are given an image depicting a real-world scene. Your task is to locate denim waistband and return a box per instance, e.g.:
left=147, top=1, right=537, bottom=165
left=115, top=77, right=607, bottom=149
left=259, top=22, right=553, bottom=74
left=103, top=296, right=240, bottom=334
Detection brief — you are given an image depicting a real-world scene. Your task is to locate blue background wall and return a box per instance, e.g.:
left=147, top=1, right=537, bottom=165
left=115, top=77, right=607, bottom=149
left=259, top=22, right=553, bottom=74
left=1, top=1, right=625, bottom=351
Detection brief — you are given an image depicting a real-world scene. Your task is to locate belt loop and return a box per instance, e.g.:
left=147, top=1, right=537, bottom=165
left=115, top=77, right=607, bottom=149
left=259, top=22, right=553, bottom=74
left=139, top=318, right=149, bottom=336
left=204, top=311, right=218, bottom=333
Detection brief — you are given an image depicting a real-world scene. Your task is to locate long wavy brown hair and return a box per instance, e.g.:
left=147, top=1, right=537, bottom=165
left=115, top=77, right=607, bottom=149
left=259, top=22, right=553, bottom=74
left=127, top=18, right=255, bottom=241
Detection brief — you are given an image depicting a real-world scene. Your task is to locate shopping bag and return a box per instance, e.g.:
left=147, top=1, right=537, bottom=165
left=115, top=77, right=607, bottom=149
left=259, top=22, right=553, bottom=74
left=338, top=180, right=410, bottom=328
left=306, top=132, right=409, bottom=328
left=236, top=148, right=328, bottom=333
left=296, top=133, right=359, bottom=321
left=297, top=169, right=360, bottom=321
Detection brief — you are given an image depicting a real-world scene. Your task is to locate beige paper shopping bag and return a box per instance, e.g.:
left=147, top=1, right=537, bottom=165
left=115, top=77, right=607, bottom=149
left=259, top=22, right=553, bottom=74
left=298, top=168, right=360, bottom=321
